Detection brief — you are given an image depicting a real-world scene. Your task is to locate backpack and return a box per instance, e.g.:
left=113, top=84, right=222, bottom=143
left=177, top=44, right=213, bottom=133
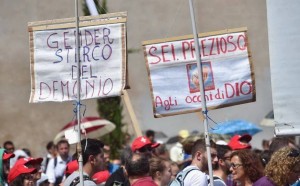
left=69, top=175, right=95, bottom=186
left=169, top=167, right=200, bottom=186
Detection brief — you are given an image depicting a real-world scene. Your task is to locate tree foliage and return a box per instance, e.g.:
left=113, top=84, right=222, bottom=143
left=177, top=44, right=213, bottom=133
left=81, top=0, right=125, bottom=159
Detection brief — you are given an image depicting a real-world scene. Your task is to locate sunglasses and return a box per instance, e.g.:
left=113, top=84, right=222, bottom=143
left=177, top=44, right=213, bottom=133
left=230, top=163, right=243, bottom=169
left=288, top=149, right=300, bottom=157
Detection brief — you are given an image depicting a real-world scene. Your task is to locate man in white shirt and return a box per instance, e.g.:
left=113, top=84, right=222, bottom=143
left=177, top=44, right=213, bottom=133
left=46, top=139, right=72, bottom=186
left=63, top=138, right=106, bottom=186
left=182, top=139, right=217, bottom=186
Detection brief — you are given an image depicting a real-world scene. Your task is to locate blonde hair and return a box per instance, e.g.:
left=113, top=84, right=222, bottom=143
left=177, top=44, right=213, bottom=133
left=265, top=146, right=300, bottom=185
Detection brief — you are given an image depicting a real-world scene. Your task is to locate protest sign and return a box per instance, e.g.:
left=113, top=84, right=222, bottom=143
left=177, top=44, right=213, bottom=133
left=28, top=12, right=127, bottom=103
left=143, top=28, right=255, bottom=117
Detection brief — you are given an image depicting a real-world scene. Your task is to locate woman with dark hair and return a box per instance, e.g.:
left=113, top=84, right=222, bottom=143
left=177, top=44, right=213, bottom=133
left=230, top=149, right=264, bottom=186
left=254, top=147, right=300, bottom=186
left=149, top=157, right=172, bottom=186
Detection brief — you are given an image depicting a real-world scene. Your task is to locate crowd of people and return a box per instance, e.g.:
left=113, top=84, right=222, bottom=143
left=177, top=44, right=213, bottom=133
left=0, top=129, right=300, bottom=186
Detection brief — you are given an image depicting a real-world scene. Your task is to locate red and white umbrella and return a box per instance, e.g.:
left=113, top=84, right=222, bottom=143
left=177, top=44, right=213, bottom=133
left=54, top=116, right=116, bottom=144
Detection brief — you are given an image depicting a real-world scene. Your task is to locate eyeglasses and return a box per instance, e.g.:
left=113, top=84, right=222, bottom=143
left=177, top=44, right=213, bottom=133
left=288, top=149, right=300, bottom=157
left=230, top=163, right=243, bottom=169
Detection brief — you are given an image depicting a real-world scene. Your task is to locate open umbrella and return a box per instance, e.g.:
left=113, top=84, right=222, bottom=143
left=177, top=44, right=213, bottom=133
left=209, top=119, right=262, bottom=136
left=54, top=116, right=116, bottom=144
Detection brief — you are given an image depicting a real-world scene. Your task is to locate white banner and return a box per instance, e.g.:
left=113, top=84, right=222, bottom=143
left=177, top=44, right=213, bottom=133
left=143, top=28, right=255, bottom=117
left=267, top=0, right=300, bottom=136
left=28, top=13, right=127, bottom=103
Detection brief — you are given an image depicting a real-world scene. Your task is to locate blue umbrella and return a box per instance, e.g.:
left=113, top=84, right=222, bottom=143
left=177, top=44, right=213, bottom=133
left=209, top=119, right=262, bottom=136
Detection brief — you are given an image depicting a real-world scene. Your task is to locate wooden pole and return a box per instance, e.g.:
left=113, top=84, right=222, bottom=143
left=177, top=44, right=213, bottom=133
left=122, top=90, right=143, bottom=136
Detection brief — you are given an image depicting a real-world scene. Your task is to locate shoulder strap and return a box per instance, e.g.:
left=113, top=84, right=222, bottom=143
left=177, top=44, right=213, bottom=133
left=173, top=167, right=200, bottom=185
left=54, top=157, right=57, bottom=168
left=69, top=175, right=94, bottom=186
left=182, top=168, right=200, bottom=180
left=207, top=176, right=222, bottom=184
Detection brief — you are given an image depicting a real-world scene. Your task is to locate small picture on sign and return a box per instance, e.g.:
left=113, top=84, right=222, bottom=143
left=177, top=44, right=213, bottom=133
left=187, top=62, right=215, bottom=93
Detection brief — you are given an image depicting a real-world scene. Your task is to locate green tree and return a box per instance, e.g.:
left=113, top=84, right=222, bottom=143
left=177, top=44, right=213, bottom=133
left=82, top=0, right=125, bottom=159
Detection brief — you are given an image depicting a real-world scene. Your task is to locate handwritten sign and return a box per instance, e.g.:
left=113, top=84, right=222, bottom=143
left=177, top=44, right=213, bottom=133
left=143, top=28, right=255, bottom=117
left=28, top=12, right=127, bottom=103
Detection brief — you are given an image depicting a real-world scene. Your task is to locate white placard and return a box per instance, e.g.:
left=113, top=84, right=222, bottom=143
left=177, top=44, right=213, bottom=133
left=28, top=13, right=127, bottom=103
left=143, top=28, right=255, bottom=117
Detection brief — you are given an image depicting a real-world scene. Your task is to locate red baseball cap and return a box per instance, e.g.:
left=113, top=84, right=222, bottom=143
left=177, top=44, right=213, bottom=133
left=131, top=136, right=160, bottom=152
left=8, top=164, right=37, bottom=183
left=92, top=170, right=110, bottom=184
left=65, top=160, right=78, bottom=175
left=14, top=157, right=43, bottom=167
left=228, top=134, right=252, bottom=150
left=3, top=152, right=15, bottom=161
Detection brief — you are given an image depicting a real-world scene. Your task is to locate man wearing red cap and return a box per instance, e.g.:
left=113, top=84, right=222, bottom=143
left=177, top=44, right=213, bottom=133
left=131, top=136, right=160, bottom=158
left=228, top=134, right=252, bottom=150
left=0, top=148, right=15, bottom=186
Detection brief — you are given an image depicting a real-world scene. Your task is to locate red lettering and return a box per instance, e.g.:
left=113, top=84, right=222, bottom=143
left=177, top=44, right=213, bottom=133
left=182, top=41, right=190, bottom=60
left=148, top=46, right=161, bottom=64
left=208, top=38, right=216, bottom=56
left=237, top=34, right=247, bottom=50
left=161, top=44, right=170, bottom=62
left=220, top=37, right=227, bottom=53
left=225, top=83, right=235, bottom=98
left=201, top=39, right=208, bottom=56
left=227, top=35, right=237, bottom=52
left=240, top=81, right=252, bottom=95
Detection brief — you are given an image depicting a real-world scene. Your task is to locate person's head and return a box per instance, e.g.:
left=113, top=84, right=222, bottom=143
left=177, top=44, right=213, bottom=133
left=269, top=137, right=298, bottom=155
left=229, top=149, right=263, bottom=184
left=149, top=157, right=172, bottom=186
left=262, top=139, right=270, bottom=150
left=259, top=150, right=271, bottom=167
left=56, top=139, right=70, bottom=160
left=191, top=139, right=218, bottom=173
left=46, top=141, right=56, bottom=156
left=3, top=141, right=15, bottom=153
left=228, top=134, right=252, bottom=150
left=8, top=159, right=39, bottom=186
left=145, top=130, right=155, bottom=143
left=170, top=162, right=180, bottom=181
left=13, top=157, right=43, bottom=183
left=103, top=145, right=111, bottom=168
left=125, top=153, right=149, bottom=178
left=214, top=145, right=232, bottom=175
left=131, top=136, right=160, bottom=158
left=1, top=149, right=15, bottom=183
left=120, top=146, right=133, bottom=166
left=81, top=138, right=106, bottom=173
left=153, top=143, right=170, bottom=160
left=265, top=147, right=300, bottom=185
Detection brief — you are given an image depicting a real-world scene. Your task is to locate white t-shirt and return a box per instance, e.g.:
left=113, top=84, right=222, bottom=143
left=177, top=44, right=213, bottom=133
left=170, top=142, right=184, bottom=162
left=183, top=165, right=208, bottom=186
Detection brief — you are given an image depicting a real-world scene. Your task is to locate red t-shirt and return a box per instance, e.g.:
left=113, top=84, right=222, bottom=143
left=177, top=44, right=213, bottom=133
left=131, top=176, right=158, bottom=186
